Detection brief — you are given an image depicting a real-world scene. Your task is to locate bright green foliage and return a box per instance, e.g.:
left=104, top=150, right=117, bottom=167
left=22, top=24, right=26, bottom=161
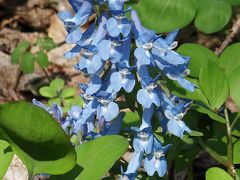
left=175, top=146, right=200, bottom=172
left=0, top=101, right=76, bottom=177
left=228, top=67, right=240, bottom=109
left=133, top=0, right=197, bottom=33
left=21, top=52, right=35, bottom=74
left=36, top=37, right=56, bottom=51
left=219, top=43, right=240, bottom=76
left=177, top=43, right=218, bottom=77
left=132, top=0, right=235, bottom=34
left=199, top=60, right=229, bottom=111
left=11, top=38, right=55, bottom=74
left=195, top=0, right=232, bottom=34
left=52, top=135, right=129, bottom=180
left=206, top=167, right=233, bottom=180
left=11, top=41, right=31, bottom=64
left=35, top=51, right=49, bottom=68
left=39, top=78, right=84, bottom=112
left=0, top=140, right=14, bottom=179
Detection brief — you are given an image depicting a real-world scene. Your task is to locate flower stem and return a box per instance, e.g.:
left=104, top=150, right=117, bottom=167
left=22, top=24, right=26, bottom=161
left=224, top=108, right=236, bottom=178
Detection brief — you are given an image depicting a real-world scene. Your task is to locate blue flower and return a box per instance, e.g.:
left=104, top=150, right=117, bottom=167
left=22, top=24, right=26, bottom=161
left=95, top=91, right=119, bottom=122
left=144, top=138, right=171, bottom=177
left=75, top=14, right=108, bottom=74
left=58, top=0, right=93, bottom=44
left=62, top=106, right=82, bottom=134
left=110, top=61, right=136, bottom=93
left=120, top=151, right=144, bottom=180
left=164, top=97, right=192, bottom=138
left=106, top=13, right=131, bottom=38
left=137, top=75, right=164, bottom=108
left=132, top=127, right=153, bottom=154
left=32, top=99, right=63, bottom=122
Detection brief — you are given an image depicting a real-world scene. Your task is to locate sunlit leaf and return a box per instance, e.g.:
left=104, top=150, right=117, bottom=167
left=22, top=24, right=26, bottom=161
left=195, top=0, right=232, bottom=34
left=0, top=101, right=76, bottom=177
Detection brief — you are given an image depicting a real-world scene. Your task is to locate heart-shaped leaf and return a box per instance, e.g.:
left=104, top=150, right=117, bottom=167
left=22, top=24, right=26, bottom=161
left=0, top=101, right=76, bottom=177
left=0, top=140, right=14, bottom=179
left=11, top=41, right=31, bottom=64
left=61, top=88, right=76, bottom=99
left=228, top=67, right=240, bottom=108
left=39, top=86, right=57, bottom=98
left=206, top=167, right=233, bottom=180
left=51, top=135, right=128, bottom=180
left=50, top=79, right=65, bottom=92
left=133, top=0, right=197, bottom=33
left=199, top=60, right=229, bottom=110
left=195, top=0, right=232, bottom=34
left=35, top=51, right=49, bottom=68
left=21, top=52, right=35, bottom=74
left=219, top=43, right=240, bottom=76
left=177, top=43, right=218, bottom=77
left=166, top=78, right=209, bottom=106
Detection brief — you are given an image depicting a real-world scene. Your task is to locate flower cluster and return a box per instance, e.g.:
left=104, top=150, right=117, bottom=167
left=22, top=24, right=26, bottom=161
left=34, top=0, right=195, bottom=178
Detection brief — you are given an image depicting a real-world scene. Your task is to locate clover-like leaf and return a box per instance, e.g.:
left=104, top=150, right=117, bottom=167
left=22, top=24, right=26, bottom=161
left=35, top=51, right=49, bottom=68
left=206, top=167, right=233, bottom=180
left=11, top=41, right=31, bottom=64
left=177, top=43, right=218, bottom=77
left=218, top=43, right=240, bottom=76
left=61, top=88, right=76, bottom=99
left=36, top=38, right=56, bottom=51
left=21, top=52, right=35, bottom=74
left=133, top=0, right=197, bottom=33
left=195, top=0, right=232, bottom=34
left=0, top=101, right=76, bottom=178
left=39, top=86, right=58, bottom=98
left=51, top=135, right=128, bottom=180
left=50, top=79, right=65, bottom=92
left=199, top=60, right=229, bottom=110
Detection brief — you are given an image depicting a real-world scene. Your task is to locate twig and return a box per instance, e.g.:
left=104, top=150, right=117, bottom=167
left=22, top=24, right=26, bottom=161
left=215, top=15, right=240, bottom=56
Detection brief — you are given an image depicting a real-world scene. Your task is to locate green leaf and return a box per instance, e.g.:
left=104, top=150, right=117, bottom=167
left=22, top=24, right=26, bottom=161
left=166, top=78, right=209, bottom=106
left=233, top=140, right=240, bottom=164
left=39, top=86, right=57, bottom=98
left=48, top=98, right=61, bottom=106
left=195, top=0, right=232, bottom=34
left=175, top=146, right=200, bottom=172
left=61, top=88, right=76, bottom=99
left=206, top=167, right=233, bottom=180
left=50, top=79, right=65, bottom=92
left=206, top=139, right=227, bottom=160
left=191, top=104, right=225, bottom=124
left=123, top=111, right=141, bottom=128
left=0, top=101, right=76, bottom=177
left=189, top=130, right=203, bottom=137
left=219, top=43, right=240, bottom=76
left=51, top=135, right=128, bottom=180
left=199, top=60, right=229, bottom=110
left=228, top=0, right=240, bottom=5
left=0, top=140, right=14, bottom=179
left=133, top=0, right=197, bottom=33
left=228, top=67, right=240, bottom=108
left=36, top=38, right=56, bottom=51
left=11, top=41, right=31, bottom=64
left=20, top=52, right=35, bottom=74
left=177, top=43, right=218, bottom=77
left=35, top=51, right=49, bottom=68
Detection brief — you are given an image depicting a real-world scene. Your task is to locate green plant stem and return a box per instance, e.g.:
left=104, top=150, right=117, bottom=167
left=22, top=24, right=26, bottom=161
left=224, top=108, right=236, bottom=178
left=197, top=137, right=231, bottom=168
left=230, top=115, right=239, bottom=130
left=41, top=68, right=50, bottom=83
